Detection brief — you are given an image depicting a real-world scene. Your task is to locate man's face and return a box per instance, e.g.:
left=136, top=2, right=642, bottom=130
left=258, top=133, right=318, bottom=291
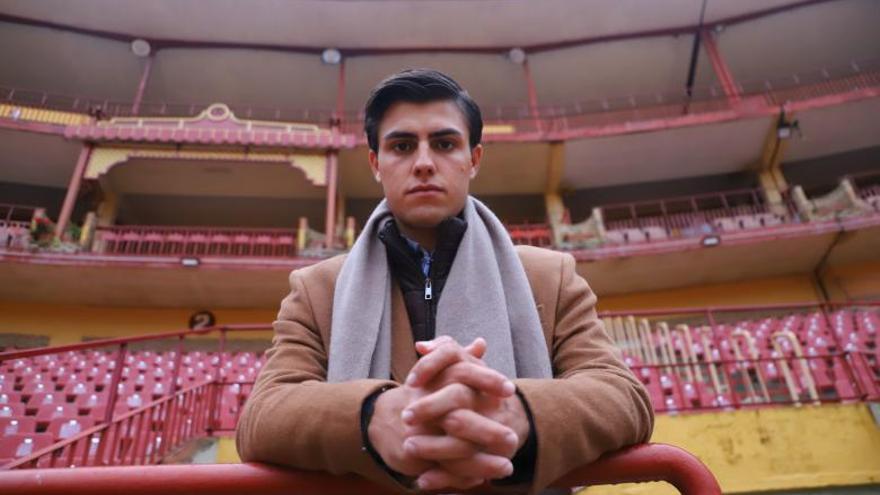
left=369, top=100, right=482, bottom=231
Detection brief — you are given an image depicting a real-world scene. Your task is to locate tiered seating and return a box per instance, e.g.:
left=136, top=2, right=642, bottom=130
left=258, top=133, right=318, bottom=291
left=604, top=307, right=880, bottom=413
left=0, top=350, right=265, bottom=466
left=2, top=308, right=879, bottom=464
left=506, top=222, right=552, bottom=247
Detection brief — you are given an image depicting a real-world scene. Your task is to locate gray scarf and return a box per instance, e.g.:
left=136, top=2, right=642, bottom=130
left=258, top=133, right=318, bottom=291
left=327, top=196, right=552, bottom=382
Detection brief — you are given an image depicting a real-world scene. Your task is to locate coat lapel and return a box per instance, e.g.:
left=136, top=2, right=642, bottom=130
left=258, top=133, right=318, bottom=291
left=390, top=281, right=417, bottom=382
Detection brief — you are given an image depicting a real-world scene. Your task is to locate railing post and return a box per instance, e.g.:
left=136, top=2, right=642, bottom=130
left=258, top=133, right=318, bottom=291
left=820, top=303, right=866, bottom=399
left=104, top=343, right=128, bottom=424
left=207, top=328, right=228, bottom=434
left=170, top=335, right=184, bottom=394
left=706, top=308, right=741, bottom=409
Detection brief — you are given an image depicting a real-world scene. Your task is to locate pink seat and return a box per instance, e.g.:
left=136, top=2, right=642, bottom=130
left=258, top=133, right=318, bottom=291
left=25, top=392, right=65, bottom=410
left=63, top=381, right=94, bottom=398
left=208, top=233, right=233, bottom=255
left=163, top=232, right=186, bottom=255
left=231, top=233, right=252, bottom=256
left=74, top=392, right=108, bottom=413
left=98, top=229, right=120, bottom=253
left=0, top=403, right=25, bottom=417
left=21, top=381, right=54, bottom=395
left=275, top=234, right=295, bottom=257
left=35, top=404, right=78, bottom=423
left=46, top=417, right=95, bottom=442
left=119, top=231, right=143, bottom=254
left=0, top=392, right=22, bottom=405
left=251, top=234, right=273, bottom=257
left=0, top=416, right=36, bottom=435
left=186, top=232, right=210, bottom=256
left=0, top=433, right=55, bottom=465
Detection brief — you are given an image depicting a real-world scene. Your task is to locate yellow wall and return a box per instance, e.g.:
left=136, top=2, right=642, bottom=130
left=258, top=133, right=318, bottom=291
left=822, top=260, right=880, bottom=302
left=598, top=274, right=823, bottom=312
left=0, top=302, right=275, bottom=346
left=216, top=404, right=880, bottom=493
left=582, top=404, right=880, bottom=494
left=216, top=437, right=241, bottom=464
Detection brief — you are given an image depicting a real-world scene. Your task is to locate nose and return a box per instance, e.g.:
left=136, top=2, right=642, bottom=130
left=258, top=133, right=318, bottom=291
left=412, top=141, right=436, bottom=177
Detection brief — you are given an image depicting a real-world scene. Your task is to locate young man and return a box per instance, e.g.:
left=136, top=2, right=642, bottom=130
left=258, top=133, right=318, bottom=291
left=236, top=69, right=653, bottom=494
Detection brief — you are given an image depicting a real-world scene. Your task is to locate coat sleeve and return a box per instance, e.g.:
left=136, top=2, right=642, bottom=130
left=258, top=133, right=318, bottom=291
left=235, top=268, right=401, bottom=489
left=514, top=253, right=655, bottom=493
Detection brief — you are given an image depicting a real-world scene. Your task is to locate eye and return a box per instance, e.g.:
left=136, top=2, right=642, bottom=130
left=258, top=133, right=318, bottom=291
left=433, top=139, right=456, bottom=151
left=391, top=141, right=414, bottom=153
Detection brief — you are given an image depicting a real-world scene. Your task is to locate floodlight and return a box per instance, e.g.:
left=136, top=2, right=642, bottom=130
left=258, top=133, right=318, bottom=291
left=180, top=257, right=200, bottom=267
left=322, top=48, right=342, bottom=65
left=131, top=39, right=151, bottom=58
left=701, top=235, right=721, bottom=247
left=508, top=48, right=527, bottom=65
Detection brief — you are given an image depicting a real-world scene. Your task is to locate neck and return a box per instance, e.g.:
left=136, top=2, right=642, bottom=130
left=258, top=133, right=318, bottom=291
left=395, top=220, right=438, bottom=252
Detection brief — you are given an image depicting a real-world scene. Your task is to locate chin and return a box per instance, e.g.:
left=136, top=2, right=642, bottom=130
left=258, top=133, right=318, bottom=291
left=396, top=208, right=448, bottom=229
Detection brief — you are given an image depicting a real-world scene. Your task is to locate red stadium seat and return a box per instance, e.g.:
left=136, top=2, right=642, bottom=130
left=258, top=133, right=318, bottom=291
left=35, top=404, right=78, bottom=423
left=21, top=381, right=54, bottom=396
left=0, top=416, right=36, bottom=435
left=0, top=433, right=55, bottom=465
left=0, top=403, right=25, bottom=417
left=46, top=417, right=95, bottom=441
left=25, top=392, right=66, bottom=411
left=63, top=381, right=95, bottom=398
left=0, top=391, right=22, bottom=405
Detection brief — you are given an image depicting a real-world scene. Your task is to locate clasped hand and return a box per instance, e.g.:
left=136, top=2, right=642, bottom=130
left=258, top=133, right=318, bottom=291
left=368, top=336, right=530, bottom=491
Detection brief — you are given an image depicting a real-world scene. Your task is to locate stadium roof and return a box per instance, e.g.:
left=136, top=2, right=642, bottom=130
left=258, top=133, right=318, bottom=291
left=0, top=0, right=842, bottom=50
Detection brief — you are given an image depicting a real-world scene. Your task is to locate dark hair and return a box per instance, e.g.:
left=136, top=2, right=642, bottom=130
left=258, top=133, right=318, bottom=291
left=363, top=68, right=483, bottom=152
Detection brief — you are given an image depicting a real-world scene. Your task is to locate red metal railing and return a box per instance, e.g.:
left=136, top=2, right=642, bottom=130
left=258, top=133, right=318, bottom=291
left=0, top=443, right=721, bottom=495
left=3, top=58, right=877, bottom=134
left=599, top=188, right=797, bottom=243
left=0, top=203, right=40, bottom=223
left=0, top=325, right=271, bottom=468
left=598, top=301, right=880, bottom=410
left=93, top=225, right=298, bottom=258
left=1, top=382, right=213, bottom=469
left=506, top=222, right=553, bottom=247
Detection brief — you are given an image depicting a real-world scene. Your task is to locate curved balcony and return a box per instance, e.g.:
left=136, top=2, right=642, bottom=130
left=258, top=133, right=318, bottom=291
left=2, top=58, right=878, bottom=143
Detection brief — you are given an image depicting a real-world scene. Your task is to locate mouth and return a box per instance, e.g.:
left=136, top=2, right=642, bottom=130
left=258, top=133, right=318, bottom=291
left=406, top=185, right=445, bottom=195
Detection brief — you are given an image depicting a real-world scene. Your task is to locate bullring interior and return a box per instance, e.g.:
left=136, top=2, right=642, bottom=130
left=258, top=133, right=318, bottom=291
left=0, top=1, right=879, bottom=493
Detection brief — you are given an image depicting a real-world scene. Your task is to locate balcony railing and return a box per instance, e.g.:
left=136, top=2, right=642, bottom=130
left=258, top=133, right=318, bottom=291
left=2, top=58, right=877, bottom=134
left=93, top=225, right=299, bottom=258
left=600, top=187, right=797, bottom=243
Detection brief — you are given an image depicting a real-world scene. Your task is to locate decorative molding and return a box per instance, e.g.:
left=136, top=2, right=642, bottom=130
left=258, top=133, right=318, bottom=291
left=85, top=146, right=328, bottom=185
left=65, top=103, right=356, bottom=150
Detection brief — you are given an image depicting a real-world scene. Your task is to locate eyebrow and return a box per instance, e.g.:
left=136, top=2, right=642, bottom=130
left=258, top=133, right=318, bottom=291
left=382, top=128, right=464, bottom=141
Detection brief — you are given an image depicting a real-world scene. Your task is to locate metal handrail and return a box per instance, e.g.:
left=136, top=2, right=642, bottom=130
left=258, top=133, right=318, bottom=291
left=2, top=57, right=877, bottom=123
left=0, top=443, right=721, bottom=495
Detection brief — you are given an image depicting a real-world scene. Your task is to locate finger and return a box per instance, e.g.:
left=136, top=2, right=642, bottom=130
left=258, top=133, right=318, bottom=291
left=403, top=434, right=478, bottom=460
left=417, top=337, right=486, bottom=359
left=464, top=337, right=487, bottom=359
left=414, top=335, right=456, bottom=355
left=416, top=467, right=484, bottom=492
left=406, top=342, right=474, bottom=387
left=403, top=383, right=476, bottom=425
left=443, top=409, right=519, bottom=458
left=438, top=452, right=515, bottom=480
left=428, top=361, right=514, bottom=398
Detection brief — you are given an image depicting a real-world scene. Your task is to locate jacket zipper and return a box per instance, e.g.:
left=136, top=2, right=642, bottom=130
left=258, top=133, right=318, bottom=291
left=425, top=254, right=435, bottom=338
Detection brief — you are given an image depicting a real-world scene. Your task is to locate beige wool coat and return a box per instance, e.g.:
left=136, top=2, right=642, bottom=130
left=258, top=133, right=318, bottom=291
left=236, top=245, right=654, bottom=493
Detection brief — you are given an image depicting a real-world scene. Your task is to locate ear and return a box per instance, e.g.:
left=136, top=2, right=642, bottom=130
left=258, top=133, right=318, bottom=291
left=368, top=149, right=381, bottom=182
left=469, top=144, right=483, bottom=180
